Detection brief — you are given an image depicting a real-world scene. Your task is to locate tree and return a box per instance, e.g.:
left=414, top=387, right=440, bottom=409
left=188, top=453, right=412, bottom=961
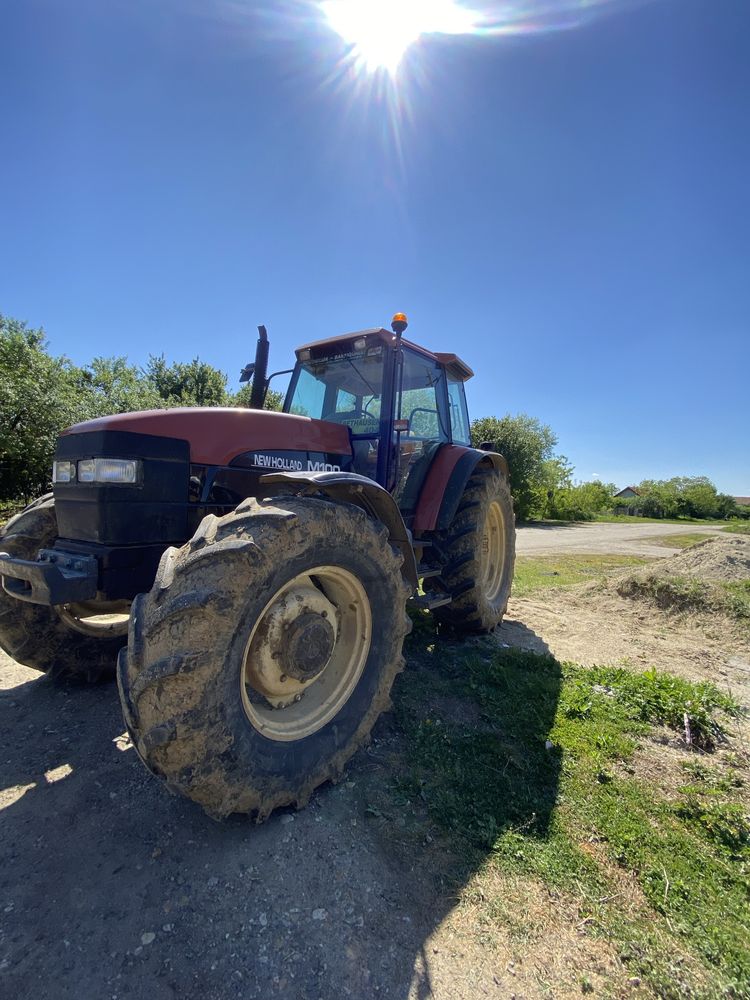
left=81, top=356, right=161, bottom=416
left=230, top=384, right=284, bottom=411
left=548, top=480, right=617, bottom=521
left=636, top=477, right=728, bottom=520
left=145, top=356, right=229, bottom=407
left=470, top=414, right=558, bottom=520
left=0, top=315, right=88, bottom=500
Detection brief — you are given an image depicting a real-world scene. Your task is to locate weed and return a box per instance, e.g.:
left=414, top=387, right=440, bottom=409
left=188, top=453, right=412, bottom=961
left=675, top=796, right=749, bottom=854
left=583, top=665, right=741, bottom=749
left=723, top=580, right=750, bottom=620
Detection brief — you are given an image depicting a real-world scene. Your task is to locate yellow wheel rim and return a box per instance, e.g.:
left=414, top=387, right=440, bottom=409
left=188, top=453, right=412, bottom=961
left=240, top=566, right=372, bottom=742
left=480, top=501, right=506, bottom=604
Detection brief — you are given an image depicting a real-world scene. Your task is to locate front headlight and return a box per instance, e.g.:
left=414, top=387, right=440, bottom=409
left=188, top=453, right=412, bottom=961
left=77, top=458, right=142, bottom=484
left=52, top=460, right=76, bottom=483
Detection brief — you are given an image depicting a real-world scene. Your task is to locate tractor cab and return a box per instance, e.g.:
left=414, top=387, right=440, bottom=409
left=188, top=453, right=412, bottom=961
left=283, top=318, right=474, bottom=519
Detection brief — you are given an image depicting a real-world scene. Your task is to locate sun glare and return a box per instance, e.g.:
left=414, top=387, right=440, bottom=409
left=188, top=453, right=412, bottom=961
left=320, top=0, right=478, bottom=74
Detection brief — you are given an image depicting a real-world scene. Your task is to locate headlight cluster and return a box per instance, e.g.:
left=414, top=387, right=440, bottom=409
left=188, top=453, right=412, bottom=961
left=52, top=459, right=142, bottom=485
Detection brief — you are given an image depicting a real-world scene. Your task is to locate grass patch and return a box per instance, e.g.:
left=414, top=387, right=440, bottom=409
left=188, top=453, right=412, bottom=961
left=595, top=514, right=716, bottom=525
left=649, top=533, right=712, bottom=550
left=391, top=622, right=748, bottom=997
left=513, top=554, right=650, bottom=597
left=618, top=572, right=750, bottom=623
left=723, top=522, right=750, bottom=536
left=723, top=580, right=750, bottom=620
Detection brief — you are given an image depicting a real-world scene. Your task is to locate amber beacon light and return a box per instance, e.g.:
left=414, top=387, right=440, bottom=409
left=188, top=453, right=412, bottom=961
left=391, top=312, right=408, bottom=336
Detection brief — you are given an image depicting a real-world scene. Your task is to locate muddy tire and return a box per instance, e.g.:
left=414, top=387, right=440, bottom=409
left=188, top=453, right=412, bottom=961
left=430, top=466, right=515, bottom=632
left=0, top=497, right=127, bottom=680
left=117, top=495, right=411, bottom=820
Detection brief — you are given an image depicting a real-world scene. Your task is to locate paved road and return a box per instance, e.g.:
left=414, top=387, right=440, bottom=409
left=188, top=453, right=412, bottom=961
left=515, top=520, right=727, bottom=558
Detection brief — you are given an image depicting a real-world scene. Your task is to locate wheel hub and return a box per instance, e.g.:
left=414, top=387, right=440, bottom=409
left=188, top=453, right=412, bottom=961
left=281, top=613, right=336, bottom=681
left=244, top=580, right=339, bottom=708
left=240, top=566, right=372, bottom=741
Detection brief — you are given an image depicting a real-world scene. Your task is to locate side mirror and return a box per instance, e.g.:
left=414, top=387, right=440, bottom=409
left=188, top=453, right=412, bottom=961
left=239, top=363, right=255, bottom=384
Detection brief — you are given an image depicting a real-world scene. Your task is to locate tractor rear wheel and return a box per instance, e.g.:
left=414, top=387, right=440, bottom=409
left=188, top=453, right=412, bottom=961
left=430, top=466, right=515, bottom=632
left=0, top=497, right=128, bottom=680
left=117, top=495, right=411, bottom=820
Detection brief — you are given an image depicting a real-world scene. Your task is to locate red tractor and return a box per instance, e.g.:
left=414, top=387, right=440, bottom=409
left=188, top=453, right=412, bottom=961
left=0, top=316, right=515, bottom=819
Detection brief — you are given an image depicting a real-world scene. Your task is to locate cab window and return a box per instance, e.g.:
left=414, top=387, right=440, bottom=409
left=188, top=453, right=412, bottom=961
left=447, top=377, right=471, bottom=445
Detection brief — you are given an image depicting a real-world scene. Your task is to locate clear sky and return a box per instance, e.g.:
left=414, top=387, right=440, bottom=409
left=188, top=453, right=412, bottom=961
left=1, top=0, right=748, bottom=493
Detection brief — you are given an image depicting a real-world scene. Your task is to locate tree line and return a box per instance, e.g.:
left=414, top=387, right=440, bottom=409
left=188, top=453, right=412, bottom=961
left=0, top=314, right=281, bottom=500
left=470, top=416, right=745, bottom=522
left=1, top=312, right=745, bottom=521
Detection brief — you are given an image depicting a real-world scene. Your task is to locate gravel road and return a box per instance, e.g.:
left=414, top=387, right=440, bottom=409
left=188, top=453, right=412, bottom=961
left=516, top=520, right=727, bottom=558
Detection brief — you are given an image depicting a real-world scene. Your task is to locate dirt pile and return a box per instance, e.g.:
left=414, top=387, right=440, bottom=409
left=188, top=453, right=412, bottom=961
left=615, top=536, right=750, bottom=620
left=656, top=535, right=750, bottom=583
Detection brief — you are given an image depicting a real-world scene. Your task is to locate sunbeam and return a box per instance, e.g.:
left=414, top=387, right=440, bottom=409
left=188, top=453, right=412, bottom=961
left=320, top=0, right=477, bottom=74
left=319, top=0, right=648, bottom=76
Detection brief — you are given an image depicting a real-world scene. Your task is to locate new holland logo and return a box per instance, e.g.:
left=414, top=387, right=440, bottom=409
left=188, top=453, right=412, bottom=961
left=251, top=454, right=341, bottom=473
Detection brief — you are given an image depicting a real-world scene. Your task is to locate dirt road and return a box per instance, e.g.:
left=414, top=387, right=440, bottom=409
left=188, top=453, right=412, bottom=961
left=1, top=650, right=499, bottom=1000
left=0, top=522, right=742, bottom=999
left=516, top=520, right=726, bottom=558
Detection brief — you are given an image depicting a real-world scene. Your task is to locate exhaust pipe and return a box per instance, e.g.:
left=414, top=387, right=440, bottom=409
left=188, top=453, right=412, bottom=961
left=249, top=325, right=270, bottom=410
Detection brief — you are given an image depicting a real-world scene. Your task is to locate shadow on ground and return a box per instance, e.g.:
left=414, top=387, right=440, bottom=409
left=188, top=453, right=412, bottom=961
left=0, top=615, right=561, bottom=1000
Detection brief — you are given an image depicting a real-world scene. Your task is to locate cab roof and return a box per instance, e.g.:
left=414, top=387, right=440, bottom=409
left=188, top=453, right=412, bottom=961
left=295, top=327, right=474, bottom=381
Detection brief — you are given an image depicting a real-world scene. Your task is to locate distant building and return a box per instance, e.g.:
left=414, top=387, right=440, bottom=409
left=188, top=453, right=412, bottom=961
left=614, top=486, right=641, bottom=499
left=613, top=486, right=641, bottom=516
left=734, top=496, right=750, bottom=507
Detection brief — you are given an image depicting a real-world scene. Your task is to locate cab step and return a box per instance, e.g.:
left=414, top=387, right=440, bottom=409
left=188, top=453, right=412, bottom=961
left=417, top=566, right=442, bottom=580
left=410, top=593, right=452, bottom=611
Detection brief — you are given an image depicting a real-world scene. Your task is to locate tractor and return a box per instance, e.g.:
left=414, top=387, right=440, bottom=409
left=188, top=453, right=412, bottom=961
left=0, top=315, right=515, bottom=819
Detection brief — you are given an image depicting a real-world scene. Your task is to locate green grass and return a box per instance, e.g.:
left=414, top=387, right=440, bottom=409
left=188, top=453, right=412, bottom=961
left=595, top=514, right=717, bottom=525
left=649, top=533, right=712, bottom=550
left=389, top=621, right=748, bottom=997
left=723, top=580, right=750, bottom=620
left=513, top=554, right=650, bottom=596
left=723, top=522, right=750, bottom=535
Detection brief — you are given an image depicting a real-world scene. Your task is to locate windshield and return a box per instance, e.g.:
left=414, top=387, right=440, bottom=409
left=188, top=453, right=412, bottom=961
left=285, top=346, right=385, bottom=435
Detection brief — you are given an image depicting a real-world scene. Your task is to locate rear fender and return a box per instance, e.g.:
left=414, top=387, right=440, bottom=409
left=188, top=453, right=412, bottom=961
left=259, top=471, right=418, bottom=590
left=413, top=446, right=509, bottom=533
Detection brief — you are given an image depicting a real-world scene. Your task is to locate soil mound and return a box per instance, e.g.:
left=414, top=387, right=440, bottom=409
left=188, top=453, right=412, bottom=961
left=659, top=535, right=750, bottom=583
left=615, top=536, right=750, bottom=621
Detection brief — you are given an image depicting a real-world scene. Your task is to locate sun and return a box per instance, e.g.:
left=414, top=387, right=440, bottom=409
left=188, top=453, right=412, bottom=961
left=320, top=0, right=477, bottom=74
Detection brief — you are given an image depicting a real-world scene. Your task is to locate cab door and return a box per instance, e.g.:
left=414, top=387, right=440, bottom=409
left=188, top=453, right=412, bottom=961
left=393, top=349, right=450, bottom=517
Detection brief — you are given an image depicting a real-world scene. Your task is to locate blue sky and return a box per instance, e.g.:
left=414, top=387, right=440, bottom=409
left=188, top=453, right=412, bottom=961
left=1, top=0, right=748, bottom=493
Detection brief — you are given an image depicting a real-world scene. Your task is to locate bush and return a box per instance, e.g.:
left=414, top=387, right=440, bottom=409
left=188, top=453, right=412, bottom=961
left=547, top=481, right=616, bottom=521
left=470, top=413, right=559, bottom=520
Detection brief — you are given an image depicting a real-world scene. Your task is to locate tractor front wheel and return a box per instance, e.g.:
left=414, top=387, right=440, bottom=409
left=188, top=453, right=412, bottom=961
left=117, top=495, right=411, bottom=820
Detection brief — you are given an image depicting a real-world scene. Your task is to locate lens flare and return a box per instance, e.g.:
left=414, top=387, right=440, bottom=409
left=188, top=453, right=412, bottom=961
left=320, top=0, right=647, bottom=75
left=321, top=0, right=477, bottom=74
